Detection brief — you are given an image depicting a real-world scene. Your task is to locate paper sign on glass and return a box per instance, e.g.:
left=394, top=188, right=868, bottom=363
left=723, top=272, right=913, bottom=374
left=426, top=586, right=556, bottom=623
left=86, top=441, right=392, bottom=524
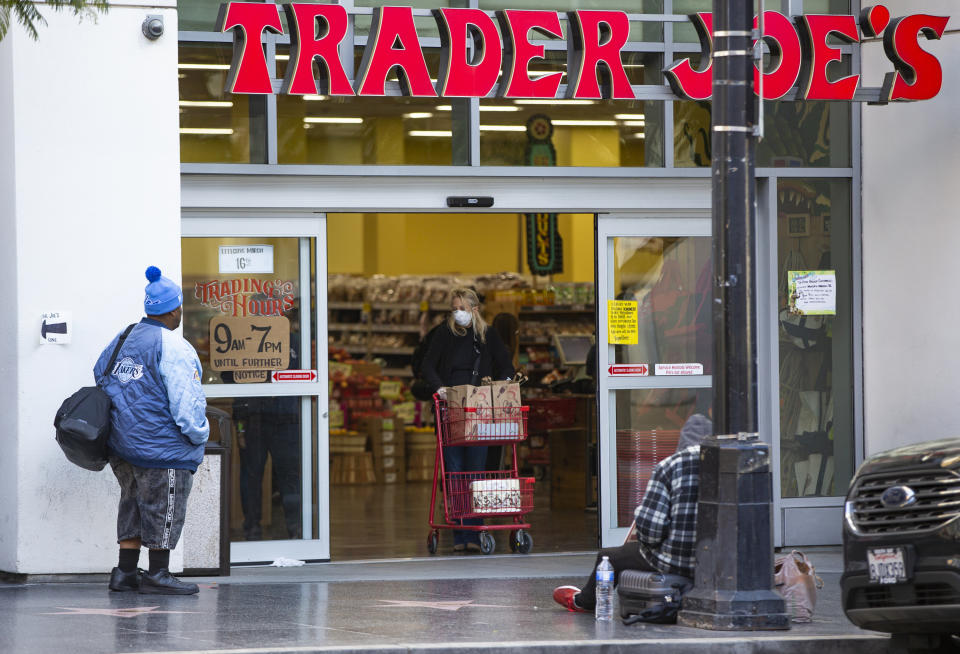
left=607, top=300, right=638, bottom=345
left=219, top=245, right=274, bottom=274
left=788, top=270, right=836, bottom=316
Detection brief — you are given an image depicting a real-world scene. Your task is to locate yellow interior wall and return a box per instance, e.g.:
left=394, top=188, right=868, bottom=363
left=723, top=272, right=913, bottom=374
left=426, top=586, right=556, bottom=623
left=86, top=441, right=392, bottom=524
left=328, top=213, right=594, bottom=282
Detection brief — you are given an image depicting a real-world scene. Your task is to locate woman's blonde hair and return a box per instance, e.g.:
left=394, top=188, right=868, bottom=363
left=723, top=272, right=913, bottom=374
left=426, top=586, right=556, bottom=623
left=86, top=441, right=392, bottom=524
left=448, top=287, right=487, bottom=342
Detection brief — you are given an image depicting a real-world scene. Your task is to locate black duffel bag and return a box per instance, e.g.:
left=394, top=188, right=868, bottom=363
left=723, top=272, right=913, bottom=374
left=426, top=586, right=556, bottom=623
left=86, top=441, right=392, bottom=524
left=54, top=324, right=135, bottom=471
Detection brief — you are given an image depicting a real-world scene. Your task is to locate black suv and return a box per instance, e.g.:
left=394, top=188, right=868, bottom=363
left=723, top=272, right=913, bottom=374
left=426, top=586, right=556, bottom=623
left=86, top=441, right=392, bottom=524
left=841, top=438, right=960, bottom=650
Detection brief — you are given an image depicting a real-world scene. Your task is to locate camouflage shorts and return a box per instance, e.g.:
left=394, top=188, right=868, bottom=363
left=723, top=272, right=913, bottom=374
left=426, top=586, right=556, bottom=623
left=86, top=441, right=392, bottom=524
left=110, top=457, right=194, bottom=550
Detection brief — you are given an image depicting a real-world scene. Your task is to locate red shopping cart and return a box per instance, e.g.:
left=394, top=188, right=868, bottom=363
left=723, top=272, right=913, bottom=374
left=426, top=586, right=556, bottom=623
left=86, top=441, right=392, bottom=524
left=427, top=394, right=535, bottom=555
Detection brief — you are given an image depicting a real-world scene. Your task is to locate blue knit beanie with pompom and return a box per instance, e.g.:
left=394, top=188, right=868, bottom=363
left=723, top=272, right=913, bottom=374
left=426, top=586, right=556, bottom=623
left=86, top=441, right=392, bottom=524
left=143, top=266, right=183, bottom=316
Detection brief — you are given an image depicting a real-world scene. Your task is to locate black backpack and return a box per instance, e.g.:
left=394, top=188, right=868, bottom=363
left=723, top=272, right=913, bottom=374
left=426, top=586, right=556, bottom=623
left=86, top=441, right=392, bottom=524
left=410, top=323, right=442, bottom=401
left=54, top=324, right=135, bottom=471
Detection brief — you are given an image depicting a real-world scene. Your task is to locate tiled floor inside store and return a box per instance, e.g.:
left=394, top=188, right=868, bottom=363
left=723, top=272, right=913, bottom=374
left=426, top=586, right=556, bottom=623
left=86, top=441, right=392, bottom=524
left=328, top=479, right=599, bottom=560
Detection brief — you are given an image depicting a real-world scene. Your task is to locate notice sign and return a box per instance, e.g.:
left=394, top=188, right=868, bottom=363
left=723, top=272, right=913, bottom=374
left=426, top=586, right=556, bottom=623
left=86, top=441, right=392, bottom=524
left=234, top=370, right=269, bottom=383
left=788, top=270, right=836, bottom=316
left=655, top=363, right=704, bottom=376
left=219, top=245, right=274, bottom=275
left=209, top=315, right=290, bottom=371
left=607, top=300, right=638, bottom=345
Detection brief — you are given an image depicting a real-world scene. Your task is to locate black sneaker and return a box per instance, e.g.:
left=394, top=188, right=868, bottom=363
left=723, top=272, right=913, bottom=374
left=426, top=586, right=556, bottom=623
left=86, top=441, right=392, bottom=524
left=139, top=569, right=199, bottom=595
left=108, top=567, right=140, bottom=592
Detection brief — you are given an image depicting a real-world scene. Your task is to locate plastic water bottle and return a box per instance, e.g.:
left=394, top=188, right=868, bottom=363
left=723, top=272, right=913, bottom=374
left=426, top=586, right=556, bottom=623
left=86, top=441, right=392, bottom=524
left=595, top=556, right=614, bottom=621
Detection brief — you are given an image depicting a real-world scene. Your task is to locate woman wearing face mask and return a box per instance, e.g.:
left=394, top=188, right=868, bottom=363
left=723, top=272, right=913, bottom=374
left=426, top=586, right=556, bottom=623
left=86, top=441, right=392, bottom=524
left=421, top=287, right=514, bottom=552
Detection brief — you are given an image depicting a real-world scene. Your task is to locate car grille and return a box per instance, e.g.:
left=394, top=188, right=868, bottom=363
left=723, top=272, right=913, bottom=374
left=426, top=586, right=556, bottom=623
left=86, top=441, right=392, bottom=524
left=851, top=583, right=960, bottom=609
left=847, top=469, right=960, bottom=534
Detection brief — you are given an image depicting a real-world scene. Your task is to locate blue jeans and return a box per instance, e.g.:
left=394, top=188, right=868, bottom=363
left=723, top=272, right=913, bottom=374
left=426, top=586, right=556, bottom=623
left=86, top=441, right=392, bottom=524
left=442, top=444, right=488, bottom=546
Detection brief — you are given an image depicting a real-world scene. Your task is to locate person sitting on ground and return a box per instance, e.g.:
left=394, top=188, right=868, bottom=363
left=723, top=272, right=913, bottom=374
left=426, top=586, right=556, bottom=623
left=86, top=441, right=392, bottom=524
left=553, top=413, right=712, bottom=612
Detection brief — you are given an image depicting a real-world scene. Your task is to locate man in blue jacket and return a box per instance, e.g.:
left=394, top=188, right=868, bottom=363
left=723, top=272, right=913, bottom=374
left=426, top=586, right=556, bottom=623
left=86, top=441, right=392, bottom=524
left=94, top=266, right=209, bottom=595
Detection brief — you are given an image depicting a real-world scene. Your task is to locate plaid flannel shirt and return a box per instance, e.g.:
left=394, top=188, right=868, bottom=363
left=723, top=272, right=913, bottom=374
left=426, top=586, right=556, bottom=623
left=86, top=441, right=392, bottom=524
left=633, top=445, right=700, bottom=579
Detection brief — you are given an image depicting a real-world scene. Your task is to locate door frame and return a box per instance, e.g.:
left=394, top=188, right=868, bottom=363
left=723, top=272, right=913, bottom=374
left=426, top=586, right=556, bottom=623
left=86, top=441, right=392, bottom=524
left=595, top=212, right=713, bottom=546
left=182, top=210, right=330, bottom=563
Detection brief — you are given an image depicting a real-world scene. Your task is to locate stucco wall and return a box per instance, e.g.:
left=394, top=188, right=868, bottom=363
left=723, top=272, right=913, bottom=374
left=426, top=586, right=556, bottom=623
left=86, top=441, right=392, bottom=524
left=861, top=1, right=960, bottom=455
left=0, top=1, right=181, bottom=573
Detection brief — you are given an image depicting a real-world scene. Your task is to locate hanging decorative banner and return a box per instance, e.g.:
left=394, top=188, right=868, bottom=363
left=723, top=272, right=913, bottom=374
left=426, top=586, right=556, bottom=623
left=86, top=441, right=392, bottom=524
left=524, top=115, right=563, bottom=275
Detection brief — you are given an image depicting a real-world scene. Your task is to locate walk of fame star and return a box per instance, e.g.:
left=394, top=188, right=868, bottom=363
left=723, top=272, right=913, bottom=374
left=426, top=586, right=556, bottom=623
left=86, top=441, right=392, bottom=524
left=377, top=599, right=513, bottom=611
left=42, top=606, right=199, bottom=619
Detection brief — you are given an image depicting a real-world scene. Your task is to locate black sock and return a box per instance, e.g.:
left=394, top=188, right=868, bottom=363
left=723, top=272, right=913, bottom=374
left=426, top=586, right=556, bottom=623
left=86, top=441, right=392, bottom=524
left=148, top=549, right=170, bottom=574
left=118, top=548, right=139, bottom=573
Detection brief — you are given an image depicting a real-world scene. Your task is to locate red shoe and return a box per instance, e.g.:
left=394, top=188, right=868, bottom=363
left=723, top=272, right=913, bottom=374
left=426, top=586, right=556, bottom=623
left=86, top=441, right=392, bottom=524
left=553, top=585, right=586, bottom=612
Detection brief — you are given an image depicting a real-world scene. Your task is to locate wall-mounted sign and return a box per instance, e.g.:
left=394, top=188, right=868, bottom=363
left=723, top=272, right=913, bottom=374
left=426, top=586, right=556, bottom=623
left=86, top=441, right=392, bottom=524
left=219, top=245, right=274, bottom=275
left=217, top=3, right=948, bottom=103
left=788, top=270, right=837, bottom=316
left=195, top=277, right=296, bottom=317
left=40, top=311, right=71, bottom=345
left=209, top=315, right=290, bottom=371
left=607, top=300, right=638, bottom=345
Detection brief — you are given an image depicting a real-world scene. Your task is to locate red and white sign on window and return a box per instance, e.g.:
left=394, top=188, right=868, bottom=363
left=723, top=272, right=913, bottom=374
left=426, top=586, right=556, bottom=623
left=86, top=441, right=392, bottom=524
left=271, top=369, right=318, bottom=383
left=654, top=363, right=704, bottom=376
left=608, top=364, right=649, bottom=376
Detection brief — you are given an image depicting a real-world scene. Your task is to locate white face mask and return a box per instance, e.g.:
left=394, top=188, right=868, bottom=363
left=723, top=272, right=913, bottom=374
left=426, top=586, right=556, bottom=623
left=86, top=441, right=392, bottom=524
left=453, top=309, right=472, bottom=327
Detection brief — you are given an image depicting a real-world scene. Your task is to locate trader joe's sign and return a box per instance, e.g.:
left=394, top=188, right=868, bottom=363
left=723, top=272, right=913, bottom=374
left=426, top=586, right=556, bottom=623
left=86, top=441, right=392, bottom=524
left=217, top=3, right=949, bottom=103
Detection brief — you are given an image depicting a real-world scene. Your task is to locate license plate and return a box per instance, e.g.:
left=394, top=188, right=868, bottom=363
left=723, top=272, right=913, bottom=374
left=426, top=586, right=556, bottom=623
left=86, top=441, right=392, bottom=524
left=868, top=547, right=907, bottom=584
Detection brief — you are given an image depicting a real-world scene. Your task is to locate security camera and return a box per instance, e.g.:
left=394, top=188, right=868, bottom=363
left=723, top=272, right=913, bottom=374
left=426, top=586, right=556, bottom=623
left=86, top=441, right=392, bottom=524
left=142, top=15, right=164, bottom=40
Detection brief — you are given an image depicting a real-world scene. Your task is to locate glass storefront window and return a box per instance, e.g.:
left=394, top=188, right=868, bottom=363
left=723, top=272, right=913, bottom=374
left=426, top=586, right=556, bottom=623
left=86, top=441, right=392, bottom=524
left=777, top=178, right=853, bottom=499
left=479, top=53, right=664, bottom=167
left=674, top=99, right=711, bottom=168
left=614, top=388, right=711, bottom=527
left=611, top=236, right=712, bottom=369
left=207, top=396, right=306, bottom=542
left=277, top=47, right=457, bottom=165
left=672, top=0, right=710, bottom=43
left=477, top=1, right=664, bottom=42
left=178, top=0, right=226, bottom=32
left=179, top=43, right=266, bottom=164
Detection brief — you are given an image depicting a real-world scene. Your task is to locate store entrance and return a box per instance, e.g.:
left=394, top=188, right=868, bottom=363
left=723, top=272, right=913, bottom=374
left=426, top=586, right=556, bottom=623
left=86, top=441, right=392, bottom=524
left=326, top=212, right=599, bottom=559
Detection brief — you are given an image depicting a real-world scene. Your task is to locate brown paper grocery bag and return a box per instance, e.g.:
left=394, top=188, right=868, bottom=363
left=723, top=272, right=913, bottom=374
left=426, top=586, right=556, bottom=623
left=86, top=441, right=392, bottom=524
left=446, top=384, right=493, bottom=441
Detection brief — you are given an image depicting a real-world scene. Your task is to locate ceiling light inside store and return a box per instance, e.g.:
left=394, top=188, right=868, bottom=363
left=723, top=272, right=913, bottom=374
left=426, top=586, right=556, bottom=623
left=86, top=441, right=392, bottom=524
left=403, top=112, right=434, bottom=119
left=177, top=63, right=230, bottom=70
left=408, top=130, right=453, bottom=137
left=615, top=114, right=645, bottom=120
left=631, top=133, right=646, bottom=139
left=478, top=125, right=527, bottom=131
left=513, top=99, right=596, bottom=106
left=179, top=128, right=234, bottom=135
left=552, top=120, right=617, bottom=126
left=303, top=117, right=364, bottom=124
left=276, top=54, right=290, bottom=61
left=303, top=95, right=327, bottom=101
left=179, top=100, right=234, bottom=108
left=623, top=121, right=646, bottom=128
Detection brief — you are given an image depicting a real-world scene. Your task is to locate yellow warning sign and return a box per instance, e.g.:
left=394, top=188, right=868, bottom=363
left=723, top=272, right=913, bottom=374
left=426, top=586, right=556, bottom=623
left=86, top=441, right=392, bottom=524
left=607, top=300, right=638, bottom=345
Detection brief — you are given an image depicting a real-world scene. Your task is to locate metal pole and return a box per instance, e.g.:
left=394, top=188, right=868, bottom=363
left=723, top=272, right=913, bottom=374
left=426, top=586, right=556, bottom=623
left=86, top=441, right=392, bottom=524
left=676, top=0, right=789, bottom=631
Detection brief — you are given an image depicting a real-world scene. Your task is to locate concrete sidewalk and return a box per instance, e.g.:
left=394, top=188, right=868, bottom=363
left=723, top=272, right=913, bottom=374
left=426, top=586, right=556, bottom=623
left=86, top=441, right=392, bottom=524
left=0, top=548, right=899, bottom=654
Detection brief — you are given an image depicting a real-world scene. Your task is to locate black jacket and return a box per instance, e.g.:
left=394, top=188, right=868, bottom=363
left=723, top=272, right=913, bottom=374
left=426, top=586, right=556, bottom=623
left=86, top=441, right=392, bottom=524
left=422, top=323, right=514, bottom=391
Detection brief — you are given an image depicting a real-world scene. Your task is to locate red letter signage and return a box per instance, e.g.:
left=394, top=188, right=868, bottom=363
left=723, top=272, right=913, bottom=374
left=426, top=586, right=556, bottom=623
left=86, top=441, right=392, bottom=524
left=217, top=2, right=283, bottom=94
left=433, top=8, right=502, bottom=97
left=881, top=13, right=949, bottom=102
left=281, top=4, right=353, bottom=96
left=566, top=10, right=634, bottom=100
left=663, top=12, right=713, bottom=101
left=355, top=6, right=437, bottom=97
left=497, top=10, right=564, bottom=99
left=754, top=11, right=802, bottom=100
left=796, top=14, right=860, bottom=100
